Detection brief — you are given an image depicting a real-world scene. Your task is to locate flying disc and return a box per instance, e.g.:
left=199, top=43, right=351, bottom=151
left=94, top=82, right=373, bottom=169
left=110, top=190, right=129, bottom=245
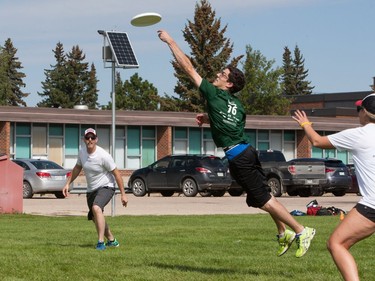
left=131, top=12, right=162, bottom=27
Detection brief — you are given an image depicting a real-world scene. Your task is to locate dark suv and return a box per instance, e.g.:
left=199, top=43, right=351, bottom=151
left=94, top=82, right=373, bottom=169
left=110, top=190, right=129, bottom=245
left=128, top=154, right=231, bottom=197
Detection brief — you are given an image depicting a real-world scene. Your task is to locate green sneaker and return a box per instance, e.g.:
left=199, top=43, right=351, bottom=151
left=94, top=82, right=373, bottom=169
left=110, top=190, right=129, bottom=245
left=277, top=229, right=296, bottom=256
left=105, top=238, right=119, bottom=247
left=295, top=227, right=316, bottom=258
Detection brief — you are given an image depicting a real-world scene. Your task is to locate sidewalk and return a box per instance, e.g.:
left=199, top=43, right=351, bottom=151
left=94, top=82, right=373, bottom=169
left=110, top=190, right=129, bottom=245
left=22, top=193, right=360, bottom=217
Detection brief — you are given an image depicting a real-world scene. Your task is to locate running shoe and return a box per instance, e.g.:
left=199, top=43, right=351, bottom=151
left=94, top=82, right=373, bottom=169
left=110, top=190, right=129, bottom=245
left=96, top=241, right=106, bottom=251
left=277, top=229, right=296, bottom=256
left=105, top=238, right=120, bottom=247
left=295, top=227, right=316, bottom=258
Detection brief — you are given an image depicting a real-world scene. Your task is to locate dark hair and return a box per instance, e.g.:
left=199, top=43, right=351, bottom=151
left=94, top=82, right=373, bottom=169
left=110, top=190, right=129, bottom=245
left=226, top=65, right=245, bottom=94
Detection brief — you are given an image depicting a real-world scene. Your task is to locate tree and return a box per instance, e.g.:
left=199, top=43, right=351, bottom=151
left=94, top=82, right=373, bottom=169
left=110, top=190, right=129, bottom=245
left=107, top=72, right=160, bottom=111
left=282, top=45, right=314, bottom=96
left=240, top=45, right=290, bottom=115
left=0, top=39, right=28, bottom=106
left=38, top=43, right=98, bottom=108
left=171, top=0, right=243, bottom=112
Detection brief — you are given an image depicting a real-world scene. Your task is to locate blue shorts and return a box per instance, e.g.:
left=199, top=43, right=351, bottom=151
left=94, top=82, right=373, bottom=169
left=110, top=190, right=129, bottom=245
left=227, top=145, right=272, bottom=208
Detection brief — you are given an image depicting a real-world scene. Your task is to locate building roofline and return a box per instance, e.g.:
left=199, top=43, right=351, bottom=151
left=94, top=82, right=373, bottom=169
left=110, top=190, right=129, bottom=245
left=0, top=106, right=360, bottom=131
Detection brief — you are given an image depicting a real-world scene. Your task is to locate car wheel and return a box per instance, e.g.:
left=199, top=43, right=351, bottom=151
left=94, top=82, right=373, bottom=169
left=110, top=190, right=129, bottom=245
left=228, top=189, right=244, bottom=196
left=132, top=178, right=147, bottom=197
left=199, top=191, right=212, bottom=197
left=160, top=190, right=174, bottom=197
left=23, top=181, right=33, bottom=198
left=298, top=189, right=312, bottom=197
left=182, top=178, right=198, bottom=197
left=268, top=177, right=282, bottom=197
left=54, top=191, right=65, bottom=199
left=332, top=190, right=346, bottom=197
left=211, top=190, right=226, bottom=197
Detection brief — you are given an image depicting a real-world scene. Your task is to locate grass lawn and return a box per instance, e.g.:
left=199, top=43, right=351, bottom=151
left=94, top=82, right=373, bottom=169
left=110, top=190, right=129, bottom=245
left=0, top=214, right=374, bottom=281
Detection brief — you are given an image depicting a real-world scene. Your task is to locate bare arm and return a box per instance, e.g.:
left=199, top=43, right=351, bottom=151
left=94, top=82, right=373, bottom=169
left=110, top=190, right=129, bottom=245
left=158, top=30, right=202, bottom=87
left=112, top=168, right=128, bottom=207
left=62, top=164, right=82, bottom=197
left=292, top=110, right=334, bottom=149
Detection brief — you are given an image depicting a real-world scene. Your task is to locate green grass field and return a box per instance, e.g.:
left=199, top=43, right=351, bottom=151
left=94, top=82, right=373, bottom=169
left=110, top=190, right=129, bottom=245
left=0, top=214, right=374, bottom=281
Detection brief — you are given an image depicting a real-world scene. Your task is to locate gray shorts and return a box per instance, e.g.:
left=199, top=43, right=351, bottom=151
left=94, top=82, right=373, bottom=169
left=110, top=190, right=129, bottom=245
left=355, top=203, right=375, bottom=223
left=86, top=186, right=115, bottom=220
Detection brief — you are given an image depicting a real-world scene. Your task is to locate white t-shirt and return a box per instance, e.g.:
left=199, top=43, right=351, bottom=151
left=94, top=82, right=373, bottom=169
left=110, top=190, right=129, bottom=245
left=328, top=123, right=375, bottom=209
left=77, top=145, right=117, bottom=192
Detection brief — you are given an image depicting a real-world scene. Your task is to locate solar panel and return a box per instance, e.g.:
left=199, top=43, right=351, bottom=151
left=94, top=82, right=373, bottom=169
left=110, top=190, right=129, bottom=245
left=106, top=31, right=139, bottom=68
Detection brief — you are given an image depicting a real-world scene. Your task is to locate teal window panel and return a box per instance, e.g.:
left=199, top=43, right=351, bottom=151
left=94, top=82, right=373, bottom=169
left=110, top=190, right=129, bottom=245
left=16, top=123, right=31, bottom=135
left=203, top=128, right=212, bottom=139
left=175, top=127, right=187, bottom=139
left=189, top=128, right=201, bottom=154
left=142, top=139, right=155, bottom=167
left=258, top=130, right=269, bottom=140
left=336, top=150, right=347, bottom=163
left=312, top=147, right=323, bottom=158
left=284, top=130, right=295, bottom=141
left=128, top=126, right=140, bottom=155
left=245, top=129, right=256, bottom=146
left=49, top=124, right=63, bottom=136
left=65, top=125, right=79, bottom=155
left=258, top=142, right=269, bottom=150
left=16, top=137, right=30, bottom=158
left=142, top=126, right=155, bottom=138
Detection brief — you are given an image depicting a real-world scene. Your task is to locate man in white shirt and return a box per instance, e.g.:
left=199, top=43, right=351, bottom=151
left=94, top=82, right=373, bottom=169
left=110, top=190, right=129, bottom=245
left=63, top=128, right=128, bottom=250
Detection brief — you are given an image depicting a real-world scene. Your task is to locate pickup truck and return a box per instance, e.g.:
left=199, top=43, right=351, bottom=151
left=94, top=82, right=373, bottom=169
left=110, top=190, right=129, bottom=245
left=225, top=150, right=327, bottom=197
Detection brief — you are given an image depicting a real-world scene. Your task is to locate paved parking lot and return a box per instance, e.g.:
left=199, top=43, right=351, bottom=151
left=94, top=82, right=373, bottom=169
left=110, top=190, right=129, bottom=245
left=22, top=193, right=360, bottom=217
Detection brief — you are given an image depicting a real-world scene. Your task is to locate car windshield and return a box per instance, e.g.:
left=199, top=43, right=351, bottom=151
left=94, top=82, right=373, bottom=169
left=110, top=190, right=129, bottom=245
left=29, top=160, right=63, bottom=170
left=200, top=157, right=223, bottom=168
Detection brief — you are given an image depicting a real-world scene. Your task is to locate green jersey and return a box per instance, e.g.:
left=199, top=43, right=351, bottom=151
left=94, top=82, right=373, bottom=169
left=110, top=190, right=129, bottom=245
left=199, top=79, right=248, bottom=148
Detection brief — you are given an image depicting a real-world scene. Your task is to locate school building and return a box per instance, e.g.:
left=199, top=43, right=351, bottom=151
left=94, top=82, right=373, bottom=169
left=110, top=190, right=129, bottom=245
left=0, top=91, right=372, bottom=177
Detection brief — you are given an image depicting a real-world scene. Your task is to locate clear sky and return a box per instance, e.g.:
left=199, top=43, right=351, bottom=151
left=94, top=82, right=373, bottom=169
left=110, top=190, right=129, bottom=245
left=1, top=0, right=374, bottom=107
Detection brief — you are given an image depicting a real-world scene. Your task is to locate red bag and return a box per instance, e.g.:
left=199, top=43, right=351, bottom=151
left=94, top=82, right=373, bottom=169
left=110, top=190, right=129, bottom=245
left=307, top=205, right=322, bottom=216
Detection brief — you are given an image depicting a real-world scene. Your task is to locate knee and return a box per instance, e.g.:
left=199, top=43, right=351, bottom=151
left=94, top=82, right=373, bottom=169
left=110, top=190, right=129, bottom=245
left=326, top=236, right=336, bottom=254
left=91, top=204, right=102, bottom=214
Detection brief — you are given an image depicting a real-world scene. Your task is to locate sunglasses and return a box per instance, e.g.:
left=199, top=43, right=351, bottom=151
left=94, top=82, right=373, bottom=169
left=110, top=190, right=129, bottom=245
left=357, top=106, right=364, bottom=113
left=85, top=135, right=97, bottom=140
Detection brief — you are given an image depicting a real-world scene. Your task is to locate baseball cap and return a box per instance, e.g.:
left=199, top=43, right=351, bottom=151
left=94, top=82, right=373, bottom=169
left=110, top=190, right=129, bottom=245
left=84, top=128, right=97, bottom=136
left=355, top=93, right=375, bottom=114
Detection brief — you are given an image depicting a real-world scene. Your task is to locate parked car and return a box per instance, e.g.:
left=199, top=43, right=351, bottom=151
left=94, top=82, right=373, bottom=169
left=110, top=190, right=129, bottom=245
left=12, top=159, right=71, bottom=199
left=128, top=154, right=231, bottom=197
left=346, top=164, right=360, bottom=195
left=288, top=158, right=352, bottom=196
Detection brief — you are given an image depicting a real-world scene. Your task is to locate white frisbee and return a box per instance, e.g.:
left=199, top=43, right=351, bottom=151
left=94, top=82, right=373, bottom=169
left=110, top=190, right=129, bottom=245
left=131, top=12, right=162, bottom=27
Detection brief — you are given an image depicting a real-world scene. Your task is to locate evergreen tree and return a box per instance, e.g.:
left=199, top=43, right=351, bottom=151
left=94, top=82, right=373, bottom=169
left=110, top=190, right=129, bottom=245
left=171, top=0, right=243, bottom=112
left=282, top=46, right=294, bottom=95
left=240, top=45, right=290, bottom=115
left=293, top=45, right=314, bottom=95
left=0, top=39, right=28, bottom=106
left=38, top=43, right=98, bottom=108
left=282, top=45, right=314, bottom=96
left=110, top=72, right=160, bottom=111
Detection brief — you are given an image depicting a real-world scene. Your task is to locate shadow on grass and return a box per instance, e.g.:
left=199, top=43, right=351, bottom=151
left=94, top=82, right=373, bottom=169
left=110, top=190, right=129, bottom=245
left=149, top=262, right=260, bottom=276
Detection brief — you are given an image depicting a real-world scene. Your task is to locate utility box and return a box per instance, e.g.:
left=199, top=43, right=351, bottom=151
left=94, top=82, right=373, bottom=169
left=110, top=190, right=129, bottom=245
left=0, top=154, right=23, bottom=214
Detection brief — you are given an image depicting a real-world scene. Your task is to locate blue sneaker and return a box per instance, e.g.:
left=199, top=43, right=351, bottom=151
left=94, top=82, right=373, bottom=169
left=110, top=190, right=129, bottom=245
left=96, top=241, right=106, bottom=250
left=105, top=238, right=120, bottom=247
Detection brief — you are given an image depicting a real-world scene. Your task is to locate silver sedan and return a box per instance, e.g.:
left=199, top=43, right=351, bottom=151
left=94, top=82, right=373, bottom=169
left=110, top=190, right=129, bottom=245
left=12, top=159, right=71, bottom=199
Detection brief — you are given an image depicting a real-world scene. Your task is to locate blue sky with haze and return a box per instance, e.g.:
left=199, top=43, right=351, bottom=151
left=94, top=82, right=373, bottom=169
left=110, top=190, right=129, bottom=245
left=1, top=0, right=374, bottom=107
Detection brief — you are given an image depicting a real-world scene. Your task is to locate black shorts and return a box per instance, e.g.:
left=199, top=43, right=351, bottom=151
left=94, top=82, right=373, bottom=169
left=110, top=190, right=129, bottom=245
left=86, top=186, right=115, bottom=220
left=228, top=145, right=271, bottom=208
left=355, top=203, right=375, bottom=223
